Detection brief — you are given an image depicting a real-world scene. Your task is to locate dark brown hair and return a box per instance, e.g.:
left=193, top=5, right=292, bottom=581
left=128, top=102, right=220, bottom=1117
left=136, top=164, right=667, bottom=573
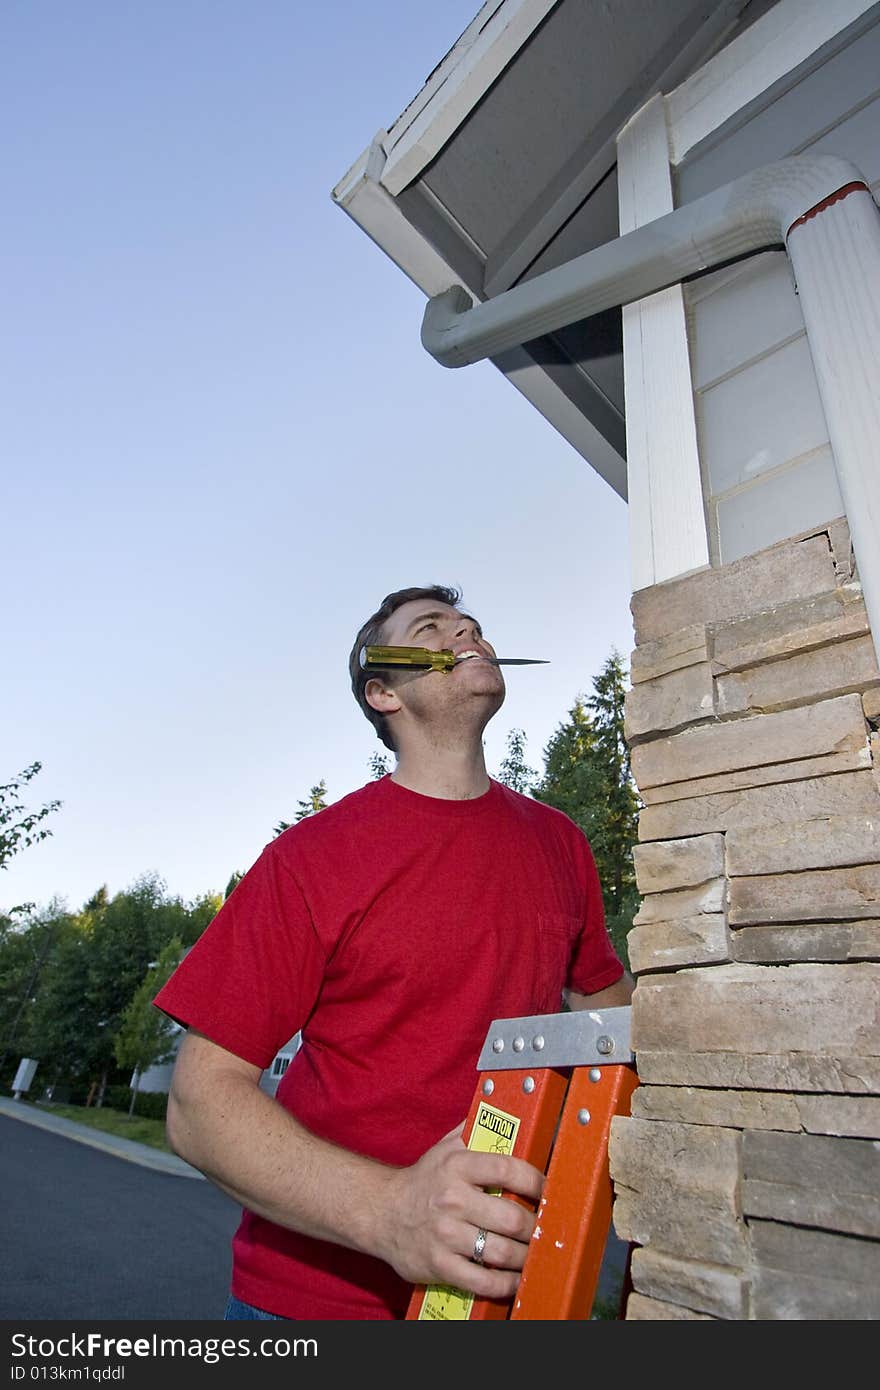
left=349, top=585, right=463, bottom=751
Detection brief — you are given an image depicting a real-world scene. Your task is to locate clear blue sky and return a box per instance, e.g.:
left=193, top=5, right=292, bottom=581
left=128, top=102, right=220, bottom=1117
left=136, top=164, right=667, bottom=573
left=3, top=1, right=634, bottom=916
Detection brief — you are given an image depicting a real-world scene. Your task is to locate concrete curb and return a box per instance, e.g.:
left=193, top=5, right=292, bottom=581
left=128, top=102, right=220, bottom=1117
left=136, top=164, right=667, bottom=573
left=0, top=1096, right=205, bottom=1179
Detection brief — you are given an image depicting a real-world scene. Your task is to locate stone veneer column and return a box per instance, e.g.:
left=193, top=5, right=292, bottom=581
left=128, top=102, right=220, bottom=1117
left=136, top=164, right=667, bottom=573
left=608, top=516, right=880, bottom=1320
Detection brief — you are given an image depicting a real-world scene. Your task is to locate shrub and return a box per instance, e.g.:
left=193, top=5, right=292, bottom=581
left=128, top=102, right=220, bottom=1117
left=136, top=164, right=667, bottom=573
left=101, top=1084, right=169, bottom=1120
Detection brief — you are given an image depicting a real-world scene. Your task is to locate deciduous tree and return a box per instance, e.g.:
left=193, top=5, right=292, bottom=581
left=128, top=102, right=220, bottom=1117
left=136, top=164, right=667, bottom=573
left=114, top=936, right=184, bottom=1115
left=0, top=761, right=61, bottom=875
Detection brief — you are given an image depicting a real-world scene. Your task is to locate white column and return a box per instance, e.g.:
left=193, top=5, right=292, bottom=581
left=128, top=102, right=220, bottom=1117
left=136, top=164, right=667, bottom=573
left=617, top=94, right=710, bottom=593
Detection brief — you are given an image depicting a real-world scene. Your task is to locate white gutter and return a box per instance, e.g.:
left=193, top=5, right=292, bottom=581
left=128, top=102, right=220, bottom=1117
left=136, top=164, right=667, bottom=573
left=422, top=154, right=880, bottom=661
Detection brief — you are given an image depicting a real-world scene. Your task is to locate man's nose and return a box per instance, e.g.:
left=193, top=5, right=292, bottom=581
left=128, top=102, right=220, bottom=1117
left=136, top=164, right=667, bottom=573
left=455, top=618, right=479, bottom=640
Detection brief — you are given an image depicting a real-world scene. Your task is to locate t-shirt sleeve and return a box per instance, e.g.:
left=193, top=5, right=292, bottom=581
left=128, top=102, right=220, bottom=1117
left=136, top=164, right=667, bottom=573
left=566, top=832, right=625, bottom=996
left=153, top=843, right=325, bottom=1068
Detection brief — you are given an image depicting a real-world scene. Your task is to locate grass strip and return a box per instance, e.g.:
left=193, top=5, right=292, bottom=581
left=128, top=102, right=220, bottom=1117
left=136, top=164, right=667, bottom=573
left=35, top=1102, right=172, bottom=1152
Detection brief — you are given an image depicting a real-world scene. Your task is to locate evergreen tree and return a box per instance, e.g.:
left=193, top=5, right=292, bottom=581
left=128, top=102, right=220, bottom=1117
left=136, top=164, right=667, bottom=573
left=583, top=649, right=640, bottom=920
left=368, top=751, right=392, bottom=780
left=274, top=780, right=329, bottom=838
left=532, top=697, right=597, bottom=823
left=295, top=781, right=328, bottom=821
left=533, top=653, right=640, bottom=966
left=495, top=728, right=537, bottom=795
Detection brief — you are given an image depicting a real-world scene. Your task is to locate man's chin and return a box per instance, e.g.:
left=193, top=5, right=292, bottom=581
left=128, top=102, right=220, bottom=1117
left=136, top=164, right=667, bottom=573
left=477, top=684, right=506, bottom=719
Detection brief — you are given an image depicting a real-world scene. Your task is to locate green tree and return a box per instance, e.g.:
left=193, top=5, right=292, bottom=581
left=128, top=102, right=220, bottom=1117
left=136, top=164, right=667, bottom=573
left=23, top=908, right=100, bottom=1086
left=0, top=875, right=220, bottom=1097
left=0, top=902, right=65, bottom=1081
left=532, top=697, right=597, bottom=818
left=295, top=781, right=328, bottom=821
left=584, top=650, right=640, bottom=921
left=368, top=751, right=392, bottom=780
left=224, top=871, right=243, bottom=900
left=274, top=781, right=330, bottom=837
left=495, top=728, right=537, bottom=795
left=533, top=653, right=640, bottom=967
left=185, top=892, right=223, bottom=942
left=114, top=936, right=184, bottom=1115
left=0, top=762, right=62, bottom=875
left=22, top=877, right=214, bottom=1101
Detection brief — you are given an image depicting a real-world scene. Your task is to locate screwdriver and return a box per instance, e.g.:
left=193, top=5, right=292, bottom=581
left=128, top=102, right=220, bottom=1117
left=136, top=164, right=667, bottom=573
left=362, top=645, right=549, bottom=674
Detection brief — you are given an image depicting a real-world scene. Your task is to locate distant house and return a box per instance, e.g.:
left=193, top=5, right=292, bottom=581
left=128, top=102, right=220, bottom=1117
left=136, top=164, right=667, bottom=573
left=137, top=1030, right=301, bottom=1099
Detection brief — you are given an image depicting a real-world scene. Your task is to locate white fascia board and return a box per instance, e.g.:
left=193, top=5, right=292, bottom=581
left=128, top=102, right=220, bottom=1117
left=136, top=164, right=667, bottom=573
left=667, top=0, right=878, bottom=165
left=380, top=0, right=560, bottom=197
left=332, top=139, right=627, bottom=497
left=332, top=140, right=463, bottom=299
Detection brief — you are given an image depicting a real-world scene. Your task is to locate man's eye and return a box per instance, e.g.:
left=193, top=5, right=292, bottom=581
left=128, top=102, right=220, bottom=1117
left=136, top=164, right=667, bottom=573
left=415, top=621, right=436, bottom=635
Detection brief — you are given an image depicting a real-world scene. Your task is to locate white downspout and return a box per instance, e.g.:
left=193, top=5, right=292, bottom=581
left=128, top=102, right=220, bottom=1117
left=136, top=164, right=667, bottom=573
left=422, top=154, right=880, bottom=660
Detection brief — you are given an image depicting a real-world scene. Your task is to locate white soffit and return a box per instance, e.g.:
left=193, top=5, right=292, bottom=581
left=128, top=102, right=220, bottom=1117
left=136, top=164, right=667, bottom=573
left=379, top=0, right=560, bottom=197
left=331, top=0, right=631, bottom=497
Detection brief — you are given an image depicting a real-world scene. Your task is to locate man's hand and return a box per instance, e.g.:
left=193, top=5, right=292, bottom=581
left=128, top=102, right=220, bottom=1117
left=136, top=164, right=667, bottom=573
left=377, top=1123, right=545, bottom=1300
left=168, top=1031, right=543, bottom=1300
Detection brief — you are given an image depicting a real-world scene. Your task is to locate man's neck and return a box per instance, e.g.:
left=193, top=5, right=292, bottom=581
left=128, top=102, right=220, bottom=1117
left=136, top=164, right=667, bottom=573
left=391, top=739, right=491, bottom=801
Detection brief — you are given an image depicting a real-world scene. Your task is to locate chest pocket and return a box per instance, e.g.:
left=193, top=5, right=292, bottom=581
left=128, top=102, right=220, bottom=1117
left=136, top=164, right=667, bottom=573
left=537, top=912, right=579, bottom=1012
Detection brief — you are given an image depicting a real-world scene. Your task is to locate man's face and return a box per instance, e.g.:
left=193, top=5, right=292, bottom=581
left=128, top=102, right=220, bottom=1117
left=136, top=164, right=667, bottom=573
left=371, top=598, right=506, bottom=731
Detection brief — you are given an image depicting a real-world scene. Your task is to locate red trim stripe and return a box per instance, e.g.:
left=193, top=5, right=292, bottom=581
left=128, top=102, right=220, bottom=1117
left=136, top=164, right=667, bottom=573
left=786, top=181, right=870, bottom=236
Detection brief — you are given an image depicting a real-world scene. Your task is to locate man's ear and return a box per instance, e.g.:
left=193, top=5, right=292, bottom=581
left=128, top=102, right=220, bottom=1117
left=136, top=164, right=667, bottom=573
left=365, top=676, right=402, bottom=717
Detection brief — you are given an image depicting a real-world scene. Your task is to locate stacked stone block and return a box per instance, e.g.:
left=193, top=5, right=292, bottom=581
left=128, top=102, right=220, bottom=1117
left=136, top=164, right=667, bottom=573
left=609, top=517, right=880, bottom=1319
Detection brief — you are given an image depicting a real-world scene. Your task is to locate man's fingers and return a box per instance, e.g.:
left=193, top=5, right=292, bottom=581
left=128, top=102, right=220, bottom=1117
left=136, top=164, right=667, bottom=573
left=440, top=1120, right=466, bottom=1143
left=434, top=1250, right=524, bottom=1302
left=455, top=1150, right=544, bottom=1201
left=469, top=1191, right=538, bottom=1245
left=464, top=1223, right=530, bottom=1274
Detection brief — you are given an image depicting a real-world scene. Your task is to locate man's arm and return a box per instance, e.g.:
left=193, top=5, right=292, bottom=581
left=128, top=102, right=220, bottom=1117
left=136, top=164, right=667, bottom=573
left=564, top=970, right=634, bottom=1011
left=166, top=1028, right=544, bottom=1301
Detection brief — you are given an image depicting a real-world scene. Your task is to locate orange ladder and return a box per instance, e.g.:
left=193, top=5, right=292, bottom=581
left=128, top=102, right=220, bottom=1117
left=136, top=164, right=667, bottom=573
left=407, top=1005, right=637, bottom=1321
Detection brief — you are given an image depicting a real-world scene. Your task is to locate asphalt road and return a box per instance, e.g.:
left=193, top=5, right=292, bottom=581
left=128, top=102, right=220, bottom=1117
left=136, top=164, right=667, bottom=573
left=2, top=1110, right=629, bottom=1320
left=1, top=1116, right=241, bottom=1320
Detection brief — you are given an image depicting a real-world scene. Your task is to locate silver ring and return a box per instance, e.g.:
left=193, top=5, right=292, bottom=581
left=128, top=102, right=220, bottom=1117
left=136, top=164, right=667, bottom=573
left=472, top=1228, right=488, bottom=1265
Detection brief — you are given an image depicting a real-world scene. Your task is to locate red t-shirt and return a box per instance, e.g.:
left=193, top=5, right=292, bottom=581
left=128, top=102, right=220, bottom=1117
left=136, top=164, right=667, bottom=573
left=155, top=775, right=622, bottom=1319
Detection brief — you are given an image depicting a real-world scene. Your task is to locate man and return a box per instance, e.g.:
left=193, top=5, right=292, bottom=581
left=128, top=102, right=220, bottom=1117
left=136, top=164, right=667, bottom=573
left=155, top=584, right=633, bottom=1320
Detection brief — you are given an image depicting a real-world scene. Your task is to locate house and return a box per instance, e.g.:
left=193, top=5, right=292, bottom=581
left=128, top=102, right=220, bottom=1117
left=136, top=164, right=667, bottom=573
left=138, top=1031, right=301, bottom=1100
left=332, top=0, right=880, bottom=1319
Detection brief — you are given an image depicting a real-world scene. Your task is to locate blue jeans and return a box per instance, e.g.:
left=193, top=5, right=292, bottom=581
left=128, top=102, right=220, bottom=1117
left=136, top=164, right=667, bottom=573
left=224, top=1294, right=283, bottom=1320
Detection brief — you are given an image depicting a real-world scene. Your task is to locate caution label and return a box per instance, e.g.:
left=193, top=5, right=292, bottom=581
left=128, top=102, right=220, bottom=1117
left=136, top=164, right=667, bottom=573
left=416, top=1102, right=521, bottom=1321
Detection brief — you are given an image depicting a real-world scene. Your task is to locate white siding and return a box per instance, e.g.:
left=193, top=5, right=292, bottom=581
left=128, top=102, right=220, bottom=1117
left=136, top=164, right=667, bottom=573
left=716, top=447, right=842, bottom=564
left=699, top=336, right=831, bottom=495
left=680, top=13, right=880, bottom=566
